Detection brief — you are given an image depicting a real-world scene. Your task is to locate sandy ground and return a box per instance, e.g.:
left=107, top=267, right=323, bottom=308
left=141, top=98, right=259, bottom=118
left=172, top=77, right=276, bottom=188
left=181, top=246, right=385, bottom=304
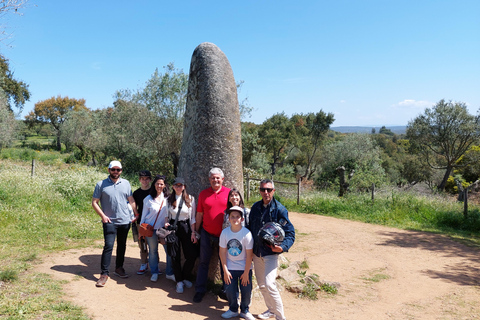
left=36, top=212, right=480, bottom=319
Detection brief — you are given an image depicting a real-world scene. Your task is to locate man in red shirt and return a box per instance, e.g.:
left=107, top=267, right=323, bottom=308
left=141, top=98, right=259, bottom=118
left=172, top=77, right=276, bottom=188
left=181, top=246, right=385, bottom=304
left=193, top=167, right=231, bottom=303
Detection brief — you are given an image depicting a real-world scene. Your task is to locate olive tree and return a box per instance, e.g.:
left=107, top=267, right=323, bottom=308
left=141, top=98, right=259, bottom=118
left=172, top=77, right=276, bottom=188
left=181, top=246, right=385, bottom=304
left=406, top=99, right=480, bottom=191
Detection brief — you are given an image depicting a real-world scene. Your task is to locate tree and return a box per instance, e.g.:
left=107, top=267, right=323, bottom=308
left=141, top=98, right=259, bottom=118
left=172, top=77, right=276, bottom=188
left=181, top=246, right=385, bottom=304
left=291, top=111, right=335, bottom=180
left=61, top=109, right=106, bottom=164
left=26, top=96, right=88, bottom=150
left=0, top=55, right=30, bottom=112
left=114, top=63, right=188, bottom=174
left=258, top=112, right=296, bottom=176
left=0, top=92, right=17, bottom=148
left=406, top=99, right=480, bottom=191
left=318, top=133, right=386, bottom=190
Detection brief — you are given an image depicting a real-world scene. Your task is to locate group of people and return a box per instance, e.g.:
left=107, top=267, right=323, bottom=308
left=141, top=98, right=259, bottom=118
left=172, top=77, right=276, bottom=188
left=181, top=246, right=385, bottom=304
left=92, top=161, right=295, bottom=320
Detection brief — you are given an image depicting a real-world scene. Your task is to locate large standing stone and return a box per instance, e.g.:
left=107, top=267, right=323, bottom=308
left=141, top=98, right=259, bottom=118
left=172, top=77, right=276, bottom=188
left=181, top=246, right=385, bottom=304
left=178, top=42, right=243, bottom=198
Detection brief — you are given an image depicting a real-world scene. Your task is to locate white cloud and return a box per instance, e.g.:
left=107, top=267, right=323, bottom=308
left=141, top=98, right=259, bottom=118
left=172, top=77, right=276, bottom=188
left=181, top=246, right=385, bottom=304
left=392, top=99, right=432, bottom=110
left=340, top=100, right=346, bottom=103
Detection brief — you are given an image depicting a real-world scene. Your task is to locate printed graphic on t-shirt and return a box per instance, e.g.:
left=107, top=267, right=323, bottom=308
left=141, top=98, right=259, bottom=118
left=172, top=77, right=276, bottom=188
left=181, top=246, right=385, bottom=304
left=227, top=238, right=242, bottom=256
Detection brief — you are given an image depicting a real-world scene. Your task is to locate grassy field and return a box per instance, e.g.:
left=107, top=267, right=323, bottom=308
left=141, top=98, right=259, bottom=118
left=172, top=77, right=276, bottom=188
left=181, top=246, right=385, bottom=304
left=1, top=150, right=479, bottom=318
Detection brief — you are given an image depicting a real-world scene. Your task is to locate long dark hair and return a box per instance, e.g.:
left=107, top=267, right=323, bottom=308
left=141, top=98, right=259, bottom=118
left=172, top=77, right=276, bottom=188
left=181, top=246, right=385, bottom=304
left=226, top=188, right=245, bottom=210
left=150, top=175, right=170, bottom=198
left=167, top=184, right=192, bottom=208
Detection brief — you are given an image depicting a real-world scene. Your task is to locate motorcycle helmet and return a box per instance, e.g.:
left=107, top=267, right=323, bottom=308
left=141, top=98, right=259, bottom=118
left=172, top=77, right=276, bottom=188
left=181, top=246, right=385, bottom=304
left=258, top=221, right=285, bottom=247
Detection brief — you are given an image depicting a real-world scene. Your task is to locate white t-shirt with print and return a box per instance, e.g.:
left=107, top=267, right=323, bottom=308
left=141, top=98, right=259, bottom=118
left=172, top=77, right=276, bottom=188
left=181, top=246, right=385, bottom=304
left=219, top=226, right=253, bottom=271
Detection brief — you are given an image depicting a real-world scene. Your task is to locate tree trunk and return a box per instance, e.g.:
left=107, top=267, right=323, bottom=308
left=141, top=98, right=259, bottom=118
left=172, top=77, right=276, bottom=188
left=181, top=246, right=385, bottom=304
left=438, top=166, right=453, bottom=191
left=56, top=130, right=62, bottom=151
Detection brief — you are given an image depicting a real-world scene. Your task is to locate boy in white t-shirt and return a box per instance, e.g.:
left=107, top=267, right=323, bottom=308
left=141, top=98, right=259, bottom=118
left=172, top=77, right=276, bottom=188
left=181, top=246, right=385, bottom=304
left=219, top=206, right=255, bottom=320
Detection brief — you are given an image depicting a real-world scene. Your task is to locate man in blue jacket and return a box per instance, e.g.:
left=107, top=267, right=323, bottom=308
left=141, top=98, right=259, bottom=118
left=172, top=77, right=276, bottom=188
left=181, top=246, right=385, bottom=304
left=247, top=179, right=295, bottom=320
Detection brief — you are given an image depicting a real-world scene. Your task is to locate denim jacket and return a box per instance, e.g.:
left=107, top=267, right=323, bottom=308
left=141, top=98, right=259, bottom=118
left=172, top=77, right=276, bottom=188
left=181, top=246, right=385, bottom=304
left=247, top=198, right=295, bottom=257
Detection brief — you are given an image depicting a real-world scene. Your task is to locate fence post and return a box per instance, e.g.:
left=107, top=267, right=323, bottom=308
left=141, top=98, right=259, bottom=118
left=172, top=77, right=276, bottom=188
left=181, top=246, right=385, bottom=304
left=464, top=188, right=468, bottom=218
left=297, top=178, right=301, bottom=205
left=31, top=159, right=35, bottom=177
left=246, top=173, right=250, bottom=201
left=371, top=183, right=375, bottom=203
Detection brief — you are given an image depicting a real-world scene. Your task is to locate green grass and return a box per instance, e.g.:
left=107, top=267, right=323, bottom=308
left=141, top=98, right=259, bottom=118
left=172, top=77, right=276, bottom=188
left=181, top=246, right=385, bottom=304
left=0, top=158, right=104, bottom=319
left=281, top=190, right=480, bottom=246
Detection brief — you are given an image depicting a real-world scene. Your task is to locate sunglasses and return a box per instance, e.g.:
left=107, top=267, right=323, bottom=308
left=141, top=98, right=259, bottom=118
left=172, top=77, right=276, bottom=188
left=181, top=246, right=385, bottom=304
left=110, top=168, right=122, bottom=172
left=259, top=188, right=274, bottom=193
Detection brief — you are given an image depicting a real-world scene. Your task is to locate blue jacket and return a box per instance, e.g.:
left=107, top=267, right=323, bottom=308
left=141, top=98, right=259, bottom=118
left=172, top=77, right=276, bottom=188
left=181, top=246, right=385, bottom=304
left=247, top=198, right=295, bottom=257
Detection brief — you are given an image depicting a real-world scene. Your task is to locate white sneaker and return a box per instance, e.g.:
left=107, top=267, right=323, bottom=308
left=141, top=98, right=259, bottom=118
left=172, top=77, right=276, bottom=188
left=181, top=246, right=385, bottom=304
left=137, top=263, right=148, bottom=275
left=176, top=281, right=184, bottom=293
left=150, top=273, right=158, bottom=282
left=166, top=274, right=176, bottom=282
left=222, top=310, right=239, bottom=319
left=240, top=312, right=255, bottom=320
left=183, top=279, right=193, bottom=288
left=257, top=310, right=275, bottom=319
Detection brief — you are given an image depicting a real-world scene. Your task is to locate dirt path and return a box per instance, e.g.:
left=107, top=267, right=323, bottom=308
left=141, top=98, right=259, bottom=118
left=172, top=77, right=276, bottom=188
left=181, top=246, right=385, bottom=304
left=36, top=212, right=480, bottom=319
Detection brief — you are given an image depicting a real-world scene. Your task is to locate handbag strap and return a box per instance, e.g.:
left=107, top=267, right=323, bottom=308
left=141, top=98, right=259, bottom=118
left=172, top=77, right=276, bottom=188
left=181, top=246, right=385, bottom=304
left=172, top=196, right=184, bottom=229
left=152, top=200, right=164, bottom=228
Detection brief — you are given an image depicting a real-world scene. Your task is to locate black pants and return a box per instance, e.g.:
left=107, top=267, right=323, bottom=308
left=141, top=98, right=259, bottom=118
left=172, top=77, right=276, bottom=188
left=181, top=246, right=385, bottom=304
left=170, top=219, right=197, bottom=282
left=101, top=222, right=130, bottom=275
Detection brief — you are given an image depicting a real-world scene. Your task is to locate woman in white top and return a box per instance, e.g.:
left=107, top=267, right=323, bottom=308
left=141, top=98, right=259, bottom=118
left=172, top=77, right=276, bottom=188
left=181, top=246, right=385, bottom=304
left=140, top=175, right=169, bottom=282
left=165, top=177, right=198, bottom=293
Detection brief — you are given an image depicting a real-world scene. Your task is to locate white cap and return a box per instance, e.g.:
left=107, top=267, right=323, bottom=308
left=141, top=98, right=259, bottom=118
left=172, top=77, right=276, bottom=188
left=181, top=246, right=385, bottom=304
left=228, top=206, right=244, bottom=217
left=108, top=160, right=122, bottom=169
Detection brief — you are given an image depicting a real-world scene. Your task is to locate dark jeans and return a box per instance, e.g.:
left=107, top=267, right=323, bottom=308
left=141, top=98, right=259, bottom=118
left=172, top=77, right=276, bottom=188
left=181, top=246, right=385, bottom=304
left=170, top=219, right=197, bottom=282
left=225, top=269, right=252, bottom=313
left=101, top=222, right=130, bottom=275
left=195, top=228, right=224, bottom=293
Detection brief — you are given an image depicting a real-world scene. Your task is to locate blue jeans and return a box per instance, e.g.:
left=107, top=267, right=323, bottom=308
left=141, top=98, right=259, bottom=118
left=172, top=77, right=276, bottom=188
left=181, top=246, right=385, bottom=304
left=195, top=228, right=223, bottom=293
left=145, top=233, right=173, bottom=275
left=101, top=223, right=130, bottom=275
left=225, top=269, right=252, bottom=313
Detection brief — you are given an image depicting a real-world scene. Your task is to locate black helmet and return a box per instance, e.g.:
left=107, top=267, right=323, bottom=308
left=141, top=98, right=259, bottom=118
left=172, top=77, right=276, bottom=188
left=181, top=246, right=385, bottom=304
left=258, top=222, right=285, bottom=247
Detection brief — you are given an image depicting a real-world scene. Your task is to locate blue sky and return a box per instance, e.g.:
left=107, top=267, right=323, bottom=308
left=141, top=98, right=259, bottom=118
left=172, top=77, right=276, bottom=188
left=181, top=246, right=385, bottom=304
left=3, top=0, right=479, bottom=126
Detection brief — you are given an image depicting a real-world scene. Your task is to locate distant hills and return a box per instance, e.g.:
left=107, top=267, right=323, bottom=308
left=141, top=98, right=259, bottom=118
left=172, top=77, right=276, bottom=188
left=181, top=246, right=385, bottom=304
left=331, top=126, right=407, bottom=134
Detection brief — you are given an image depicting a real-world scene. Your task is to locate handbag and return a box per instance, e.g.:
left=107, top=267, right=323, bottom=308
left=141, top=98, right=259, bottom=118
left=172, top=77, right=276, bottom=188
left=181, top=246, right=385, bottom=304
left=139, top=201, right=164, bottom=238
left=165, top=197, right=183, bottom=257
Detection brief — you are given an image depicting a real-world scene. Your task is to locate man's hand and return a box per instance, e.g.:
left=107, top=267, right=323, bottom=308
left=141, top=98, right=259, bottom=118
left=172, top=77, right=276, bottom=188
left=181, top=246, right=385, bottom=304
left=269, top=244, right=283, bottom=253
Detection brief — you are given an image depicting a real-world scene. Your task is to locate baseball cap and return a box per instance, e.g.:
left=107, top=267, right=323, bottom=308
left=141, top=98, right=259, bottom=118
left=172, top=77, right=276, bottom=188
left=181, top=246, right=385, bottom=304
left=139, top=170, right=152, bottom=177
left=173, top=177, right=185, bottom=185
left=108, top=160, right=122, bottom=169
left=228, top=206, right=244, bottom=217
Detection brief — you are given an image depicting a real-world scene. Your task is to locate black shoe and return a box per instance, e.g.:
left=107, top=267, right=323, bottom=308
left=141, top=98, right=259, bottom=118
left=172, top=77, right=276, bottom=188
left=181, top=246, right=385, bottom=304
left=193, top=291, right=205, bottom=303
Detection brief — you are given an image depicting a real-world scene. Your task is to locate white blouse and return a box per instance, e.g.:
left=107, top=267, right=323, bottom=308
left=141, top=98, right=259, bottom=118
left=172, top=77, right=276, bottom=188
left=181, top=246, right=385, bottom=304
left=167, top=194, right=196, bottom=224
left=140, top=194, right=168, bottom=230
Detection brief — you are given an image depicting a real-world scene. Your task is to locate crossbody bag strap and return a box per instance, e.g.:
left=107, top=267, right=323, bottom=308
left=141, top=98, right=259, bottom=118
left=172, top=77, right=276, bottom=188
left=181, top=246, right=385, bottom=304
left=172, top=196, right=184, bottom=229
left=152, top=201, right=164, bottom=228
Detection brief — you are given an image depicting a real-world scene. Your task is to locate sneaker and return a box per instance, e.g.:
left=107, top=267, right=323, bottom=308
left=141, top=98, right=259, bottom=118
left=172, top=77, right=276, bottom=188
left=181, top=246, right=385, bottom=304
left=240, top=312, right=255, bottom=320
left=150, top=273, right=158, bottom=282
left=166, top=274, right=176, bottom=282
left=176, top=281, right=184, bottom=293
left=113, top=267, right=129, bottom=278
left=95, top=274, right=108, bottom=287
left=193, top=291, right=205, bottom=303
left=222, top=310, right=239, bottom=319
left=257, top=310, right=275, bottom=319
left=183, top=279, right=193, bottom=288
left=137, top=263, right=148, bottom=275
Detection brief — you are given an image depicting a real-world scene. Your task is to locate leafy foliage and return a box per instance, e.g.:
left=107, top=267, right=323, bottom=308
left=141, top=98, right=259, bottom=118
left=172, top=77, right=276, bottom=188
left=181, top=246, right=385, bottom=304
left=406, top=99, right=480, bottom=191
left=25, top=96, right=88, bottom=150
left=0, top=54, right=30, bottom=111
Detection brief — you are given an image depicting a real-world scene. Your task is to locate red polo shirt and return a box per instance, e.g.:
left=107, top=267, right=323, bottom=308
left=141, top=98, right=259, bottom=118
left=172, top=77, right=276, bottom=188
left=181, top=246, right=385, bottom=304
left=197, top=186, right=231, bottom=237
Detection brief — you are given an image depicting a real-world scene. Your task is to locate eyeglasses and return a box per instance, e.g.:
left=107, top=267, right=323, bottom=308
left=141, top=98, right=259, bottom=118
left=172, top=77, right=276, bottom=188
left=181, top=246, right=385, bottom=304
left=110, top=168, right=122, bottom=172
left=259, top=188, right=274, bottom=193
